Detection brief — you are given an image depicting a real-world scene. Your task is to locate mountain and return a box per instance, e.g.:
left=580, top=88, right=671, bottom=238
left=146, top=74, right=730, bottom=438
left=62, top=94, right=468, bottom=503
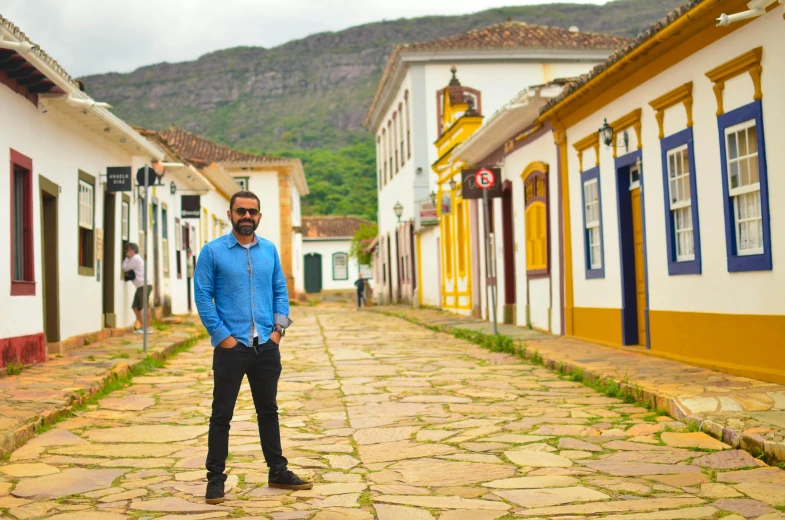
left=82, top=0, right=685, bottom=220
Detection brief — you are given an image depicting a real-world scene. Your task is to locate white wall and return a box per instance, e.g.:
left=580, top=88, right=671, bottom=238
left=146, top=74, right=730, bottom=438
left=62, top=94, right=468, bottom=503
left=566, top=6, right=785, bottom=317
left=504, top=131, right=562, bottom=333
left=418, top=226, right=441, bottom=307
left=302, top=239, right=360, bottom=291
left=0, top=89, right=147, bottom=341
left=247, top=171, right=281, bottom=248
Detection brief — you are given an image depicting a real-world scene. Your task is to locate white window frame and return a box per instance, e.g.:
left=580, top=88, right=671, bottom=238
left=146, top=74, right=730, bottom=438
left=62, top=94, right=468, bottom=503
left=121, top=200, right=130, bottom=241
left=583, top=179, right=602, bottom=270
left=666, top=144, right=695, bottom=262
left=724, top=119, right=763, bottom=256
left=78, top=180, right=94, bottom=230
left=333, top=252, right=349, bottom=281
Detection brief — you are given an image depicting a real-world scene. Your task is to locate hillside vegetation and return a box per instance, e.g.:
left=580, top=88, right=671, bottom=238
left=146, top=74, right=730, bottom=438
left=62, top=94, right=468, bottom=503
left=83, top=0, right=685, bottom=220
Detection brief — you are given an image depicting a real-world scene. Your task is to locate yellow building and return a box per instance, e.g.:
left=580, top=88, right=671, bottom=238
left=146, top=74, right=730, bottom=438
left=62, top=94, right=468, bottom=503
left=432, top=68, right=483, bottom=313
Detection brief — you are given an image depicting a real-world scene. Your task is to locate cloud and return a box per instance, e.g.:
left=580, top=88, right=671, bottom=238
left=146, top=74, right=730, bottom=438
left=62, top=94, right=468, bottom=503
left=1, top=0, right=609, bottom=77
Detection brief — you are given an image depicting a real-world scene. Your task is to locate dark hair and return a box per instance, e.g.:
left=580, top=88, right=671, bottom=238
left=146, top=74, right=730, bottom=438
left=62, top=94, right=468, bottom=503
left=125, top=242, right=139, bottom=254
left=230, top=191, right=260, bottom=211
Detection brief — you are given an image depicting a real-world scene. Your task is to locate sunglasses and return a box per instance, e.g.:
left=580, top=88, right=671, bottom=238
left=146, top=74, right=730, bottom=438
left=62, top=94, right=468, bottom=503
left=233, top=208, right=260, bottom=217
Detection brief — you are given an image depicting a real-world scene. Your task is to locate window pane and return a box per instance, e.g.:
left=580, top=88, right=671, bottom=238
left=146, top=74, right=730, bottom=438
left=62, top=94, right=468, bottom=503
left=739, top=128, right=748, bottom=157
left=740, top=157, right=749, bottom=186
left=749, top=155, right=759, bottom=184
left=729, top=162, right=739, bottom=189
left=13, top=169, right=25, bottom=280
left=727, top=132, right=738, bottom=159
left=748, top=125, right=757, bottom=153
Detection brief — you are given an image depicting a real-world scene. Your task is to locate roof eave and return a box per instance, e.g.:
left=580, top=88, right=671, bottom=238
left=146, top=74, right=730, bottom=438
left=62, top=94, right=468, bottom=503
left=365, top=46, right=616, bottom=132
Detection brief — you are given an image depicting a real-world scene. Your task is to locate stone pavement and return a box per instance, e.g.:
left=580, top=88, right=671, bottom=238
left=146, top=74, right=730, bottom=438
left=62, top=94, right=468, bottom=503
left=0, top=319, right=206, bottom=459
left=374, top=305, right=785, bottom=465
left=3, top=305, right=785, bottom=519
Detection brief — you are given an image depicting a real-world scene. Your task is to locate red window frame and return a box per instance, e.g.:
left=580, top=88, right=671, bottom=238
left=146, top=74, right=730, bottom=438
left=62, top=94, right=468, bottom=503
left=10, top=149, right=35, bottom=296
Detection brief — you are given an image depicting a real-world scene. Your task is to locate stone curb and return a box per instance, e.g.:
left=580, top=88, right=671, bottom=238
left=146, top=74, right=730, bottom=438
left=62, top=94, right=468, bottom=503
left=371, top=307, right=785, bottom=465
left=0, top=329, right=206, bottom=459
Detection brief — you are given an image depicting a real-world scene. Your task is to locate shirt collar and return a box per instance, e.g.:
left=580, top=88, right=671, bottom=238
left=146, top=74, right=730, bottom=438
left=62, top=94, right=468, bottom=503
left=228, top=232, right=258, bottom=249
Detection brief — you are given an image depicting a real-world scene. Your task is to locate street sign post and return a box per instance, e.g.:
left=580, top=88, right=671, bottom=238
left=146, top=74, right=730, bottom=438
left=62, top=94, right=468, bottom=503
left=466, top=167, right=500, bottom=336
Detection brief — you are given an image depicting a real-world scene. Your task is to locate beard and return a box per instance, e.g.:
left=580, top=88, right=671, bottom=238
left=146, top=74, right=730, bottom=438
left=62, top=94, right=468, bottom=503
left=232, top=218, right=259, bottom=236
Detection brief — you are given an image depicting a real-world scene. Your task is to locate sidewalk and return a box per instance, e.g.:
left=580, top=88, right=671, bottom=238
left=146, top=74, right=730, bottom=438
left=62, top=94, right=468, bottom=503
left=0, top=319, right=206, bottom=459
left=373, top=305, right=785, bottom=464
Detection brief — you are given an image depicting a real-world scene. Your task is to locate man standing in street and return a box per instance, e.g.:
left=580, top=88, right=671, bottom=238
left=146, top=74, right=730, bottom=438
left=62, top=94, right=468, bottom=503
left=195, top=191, right=312, bottom=505
left=354, top=275, right=366, bottom=309
left=121, top=243, right=153, bottom=334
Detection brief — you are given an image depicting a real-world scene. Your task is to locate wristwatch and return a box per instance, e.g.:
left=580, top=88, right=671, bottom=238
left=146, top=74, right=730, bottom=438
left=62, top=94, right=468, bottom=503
left=273, top=326, right=286, bottom=337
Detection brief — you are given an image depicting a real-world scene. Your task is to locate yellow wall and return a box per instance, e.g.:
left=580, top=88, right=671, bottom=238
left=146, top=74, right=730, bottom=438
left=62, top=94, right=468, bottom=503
left=650, top=311, right=785, bottom=385
left=573, top=307, right=623, bottom=347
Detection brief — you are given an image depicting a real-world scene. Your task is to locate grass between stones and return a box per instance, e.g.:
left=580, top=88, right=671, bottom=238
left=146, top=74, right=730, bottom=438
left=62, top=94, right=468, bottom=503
left=376, top=309, right=660, bottom=413
left=34, top=330, right=208, bottom=436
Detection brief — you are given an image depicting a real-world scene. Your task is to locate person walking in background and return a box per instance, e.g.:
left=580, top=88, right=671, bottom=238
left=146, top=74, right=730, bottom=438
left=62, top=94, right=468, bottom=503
left=354, top=275, right=366, bottom=308
left=195, top=190, right=312, bottom=505
left=121, top=243, right=153, bottom=334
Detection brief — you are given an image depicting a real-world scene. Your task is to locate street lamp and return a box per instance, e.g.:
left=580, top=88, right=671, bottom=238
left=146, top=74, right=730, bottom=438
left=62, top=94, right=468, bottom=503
left=599, top=118, right=614, bottom=147
left=394, top=201, right=403, bottom=223
left=449, top=178, right=457, bottom=191
left=169, top=181, right=176, bottom=196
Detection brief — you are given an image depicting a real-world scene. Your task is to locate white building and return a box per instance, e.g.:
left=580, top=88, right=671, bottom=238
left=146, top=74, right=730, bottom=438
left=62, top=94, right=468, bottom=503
left=0, top=15, right=167, bottom=362
left=297, top=216, right=374, bottom=294
left=364, top=21, right=629, bottom=312
left=0, top=15, right=309, bottom=367
left=148, top=127, right=309, bottom=300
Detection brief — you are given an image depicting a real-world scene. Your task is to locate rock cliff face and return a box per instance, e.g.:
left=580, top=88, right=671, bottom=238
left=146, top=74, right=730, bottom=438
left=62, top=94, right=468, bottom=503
left=81, top=0, right=685, bottom=219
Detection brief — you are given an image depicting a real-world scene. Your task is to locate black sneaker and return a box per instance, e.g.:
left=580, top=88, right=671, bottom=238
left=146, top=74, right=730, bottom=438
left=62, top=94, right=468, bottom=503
left=205, top=477, right=225, bottom=504
left=268, top=469, right=313, bottom=490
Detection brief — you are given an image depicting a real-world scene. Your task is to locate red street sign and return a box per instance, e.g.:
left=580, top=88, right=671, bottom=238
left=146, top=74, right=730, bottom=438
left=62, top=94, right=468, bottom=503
left=475, top=168, right=495, bottom=190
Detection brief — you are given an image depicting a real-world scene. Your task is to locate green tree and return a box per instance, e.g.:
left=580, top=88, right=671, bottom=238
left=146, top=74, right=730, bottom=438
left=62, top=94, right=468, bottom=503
left=350, top=223, right=379, bottom=266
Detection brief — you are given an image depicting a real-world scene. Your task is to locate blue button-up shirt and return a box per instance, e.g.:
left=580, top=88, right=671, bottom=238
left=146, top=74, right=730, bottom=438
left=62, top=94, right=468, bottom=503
left=194, top=232, right=292, bottom=348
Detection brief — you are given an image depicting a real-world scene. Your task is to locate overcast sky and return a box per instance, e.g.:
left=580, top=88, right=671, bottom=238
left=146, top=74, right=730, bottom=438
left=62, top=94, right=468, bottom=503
left=2, top=0, right=611, bottom=77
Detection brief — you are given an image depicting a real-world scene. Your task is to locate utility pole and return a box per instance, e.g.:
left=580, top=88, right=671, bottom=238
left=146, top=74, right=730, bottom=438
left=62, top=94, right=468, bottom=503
left=142, top=165, right=149, bottom=353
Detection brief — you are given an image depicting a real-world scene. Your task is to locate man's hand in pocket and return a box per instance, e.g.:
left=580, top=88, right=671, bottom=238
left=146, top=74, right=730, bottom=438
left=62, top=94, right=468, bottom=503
left=219, top=336, right=238, bottom=349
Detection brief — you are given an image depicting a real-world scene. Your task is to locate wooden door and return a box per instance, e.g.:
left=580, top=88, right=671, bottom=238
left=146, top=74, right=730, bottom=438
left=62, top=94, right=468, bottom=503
left=304, top=253, right=322, bottom=293
left=630, top=188, right=646, bottom=345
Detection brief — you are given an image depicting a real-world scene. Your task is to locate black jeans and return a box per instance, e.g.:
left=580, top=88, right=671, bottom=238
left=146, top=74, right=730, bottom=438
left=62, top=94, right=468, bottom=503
left=357, top=291, right=365, bottom=308
left=206, top=339, right=287, bottom=481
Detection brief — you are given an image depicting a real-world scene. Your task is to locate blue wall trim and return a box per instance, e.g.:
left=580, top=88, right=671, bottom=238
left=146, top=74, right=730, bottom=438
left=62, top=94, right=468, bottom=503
left=580, top=167, right=605, bottom=279
left=717, top=100, right=772, bottom=272
left=660, top=128, right=702, bottom=276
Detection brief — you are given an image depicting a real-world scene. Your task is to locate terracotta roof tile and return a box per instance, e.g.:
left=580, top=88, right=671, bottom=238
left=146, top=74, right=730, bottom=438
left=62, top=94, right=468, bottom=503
left=540, top=0, right=704, bottom=115
left=365, top=21, right=630, bottom=129
left=404, top=20, right=631, bottom=53
left=158, top=126, right=288, bottom=168
left=301, top=216, right=374, bottom=239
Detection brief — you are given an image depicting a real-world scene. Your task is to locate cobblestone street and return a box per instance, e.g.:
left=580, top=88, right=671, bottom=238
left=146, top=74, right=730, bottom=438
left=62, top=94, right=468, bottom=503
left=2, top=306, right=785, bottom=520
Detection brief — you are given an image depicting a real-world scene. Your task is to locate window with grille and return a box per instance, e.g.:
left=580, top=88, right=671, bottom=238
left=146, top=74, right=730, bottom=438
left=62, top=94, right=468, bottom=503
left=524, top=171, right=548, bottom=274
left=660, top=128, right=702, bottom=275
left=121, top=200, right=130, bottom=241
left=78, top=174, right=95, bottom=274
left=405, top=91, right=411, bottom=159
left=717, top=101, right=770, bottom=272
left=399, top=105, right=405, bottom=167
left=725, top=120, right=762, bottom=256
left=456, top=199, right=466, bottom=276
left=162, top=207, right=169, bottom=276
left=667, top=145, right=694, bottom=261
left=11, top=152, right=34, bottom=294
left=580, top=167, right=604, bottom=278
left=333, top=253, right=348, bottom=280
